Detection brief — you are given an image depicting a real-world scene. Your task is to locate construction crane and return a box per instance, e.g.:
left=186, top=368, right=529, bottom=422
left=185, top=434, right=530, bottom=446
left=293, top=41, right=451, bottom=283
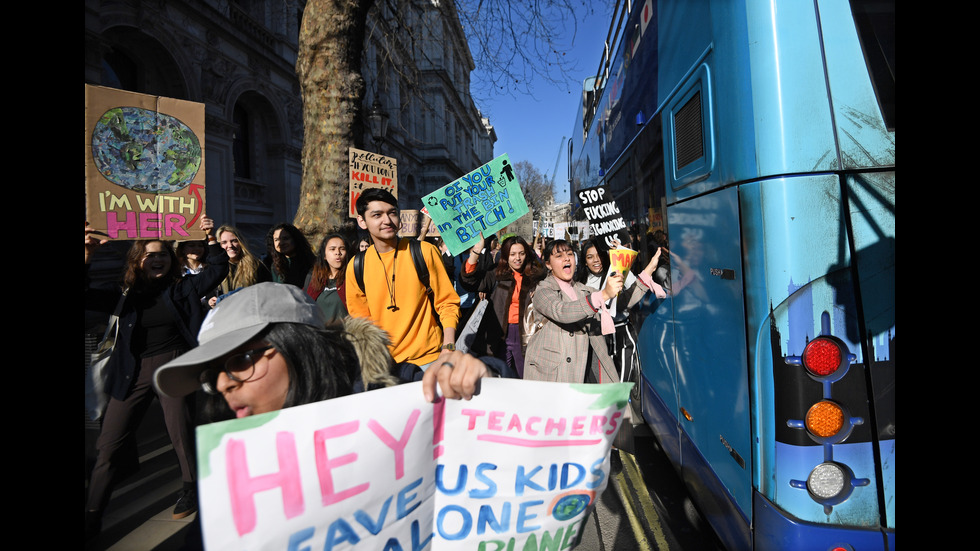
left=547, top=136, right=566, bottom=190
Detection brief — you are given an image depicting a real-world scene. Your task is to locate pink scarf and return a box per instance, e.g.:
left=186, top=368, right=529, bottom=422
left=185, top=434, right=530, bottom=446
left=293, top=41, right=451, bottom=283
left=554, top=275, right=615, bottom=335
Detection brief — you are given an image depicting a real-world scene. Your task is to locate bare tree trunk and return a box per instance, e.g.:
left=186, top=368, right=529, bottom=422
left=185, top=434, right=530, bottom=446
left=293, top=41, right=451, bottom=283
left=294, top=0, right=373, bottom=246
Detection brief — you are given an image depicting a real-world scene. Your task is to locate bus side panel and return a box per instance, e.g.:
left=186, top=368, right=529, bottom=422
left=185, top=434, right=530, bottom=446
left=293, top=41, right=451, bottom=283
left=744, top=0, right=840, bottom=176
left=744, top=174, right=884, bottom=531
left=753, top=492, right=887, bottom=551
left=818, top=0, right=895, bottom=169
left=667, top=186, right=753, bottom=530
left=635, top=293, right=681, bottom=465
left=845, top=171, right=895, bottom=532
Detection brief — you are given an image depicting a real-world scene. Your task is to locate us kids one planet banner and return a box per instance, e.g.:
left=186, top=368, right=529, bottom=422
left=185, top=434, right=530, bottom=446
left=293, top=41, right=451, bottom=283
left=195, top=378, right=630, bottom=550
left=422, top=154, right=529, bottom=256
left=85, top=85, right=207, bottom=241
left=349, top=147, right=398, bottom=217
left=577, top=185, right=630, bottom=248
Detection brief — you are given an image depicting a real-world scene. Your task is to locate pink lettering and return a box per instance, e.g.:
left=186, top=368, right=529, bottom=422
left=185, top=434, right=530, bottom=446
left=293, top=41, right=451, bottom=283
left=106, top=211, right=138, bottom=239
left=488, top=410, right=504, bottom=431
left=506, top=414, right=523, bottom=433
left=314, top=421, right=369, bottom=506
left=139, top=212, right=162, bottom=237
left=165, top=213, right=190, bottom=237
left=460, top=408, right=485, bottom=430
left=526, top=417, right=541, bottom=436
left=589, top=415, right=608, bottom=435
left=367, top=409, right=421, bottom=480
left=605, top=412, right=622, bottom=435
left=226, top=433, right=304, bottom=537
left=545, top=418, right=567, bottom=436
left=571, top=416, right=586, bottom=436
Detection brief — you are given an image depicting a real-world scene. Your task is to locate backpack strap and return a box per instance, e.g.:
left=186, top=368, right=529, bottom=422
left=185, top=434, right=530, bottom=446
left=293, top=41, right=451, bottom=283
left=353, top=249, right=366, bottom=293
left=354, top=240, right=431, bottom=297
left=409, top=239, right=431, bottom=296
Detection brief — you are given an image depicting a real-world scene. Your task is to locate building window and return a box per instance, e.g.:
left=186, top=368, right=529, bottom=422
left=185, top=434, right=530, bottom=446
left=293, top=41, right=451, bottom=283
left=101, top=49, right=139, bottom=91
left=233, top=104, right=252, bottom=179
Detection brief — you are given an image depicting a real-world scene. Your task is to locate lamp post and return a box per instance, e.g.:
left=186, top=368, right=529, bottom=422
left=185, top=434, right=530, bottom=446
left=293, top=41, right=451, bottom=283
left=366, top=99, right=389, bottom=149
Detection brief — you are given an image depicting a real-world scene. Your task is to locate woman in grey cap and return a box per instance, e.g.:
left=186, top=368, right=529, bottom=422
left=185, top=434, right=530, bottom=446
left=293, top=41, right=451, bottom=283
left=154, top=282, right=502, bottom=421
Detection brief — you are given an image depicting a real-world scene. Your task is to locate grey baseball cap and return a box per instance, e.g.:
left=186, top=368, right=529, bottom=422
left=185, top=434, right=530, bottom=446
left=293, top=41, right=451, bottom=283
left=153, top=282, right=326, bottom=398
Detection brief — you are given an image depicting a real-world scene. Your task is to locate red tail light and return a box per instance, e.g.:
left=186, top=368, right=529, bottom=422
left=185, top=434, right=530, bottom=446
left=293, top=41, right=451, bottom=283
left=801, top=338, right=842, bottom=377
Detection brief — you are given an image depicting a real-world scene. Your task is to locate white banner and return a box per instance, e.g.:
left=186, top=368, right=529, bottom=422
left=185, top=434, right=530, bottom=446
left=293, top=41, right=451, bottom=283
left=196, top=379, right=630, bottom=550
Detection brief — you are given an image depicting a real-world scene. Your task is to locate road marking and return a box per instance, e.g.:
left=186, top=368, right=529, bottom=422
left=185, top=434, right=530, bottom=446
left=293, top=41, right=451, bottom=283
left=614, top=466, right=653, bottom=550
left=618, top=450, right=671, bottom=550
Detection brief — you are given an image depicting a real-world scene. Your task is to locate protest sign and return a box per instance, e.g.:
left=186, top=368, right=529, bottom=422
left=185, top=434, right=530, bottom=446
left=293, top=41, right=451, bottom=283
left=350, top=147, right=398, bottom=217
left=196, top=379, right=630, bottom=550
left=576, top=185, right=630, bottom=249
left=85, top=85, right=206, bottom=240
left=422, top=154, right=529, bottom=256
left=400, top=209, right=422, bottom=236
left=609, top=247, right=638, bottom=276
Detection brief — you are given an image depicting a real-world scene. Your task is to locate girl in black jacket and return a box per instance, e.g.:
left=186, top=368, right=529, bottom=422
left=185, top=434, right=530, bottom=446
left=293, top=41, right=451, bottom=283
left=460, top=234, right=546, bottom=378
left=84, top=220, right=228, bottom=541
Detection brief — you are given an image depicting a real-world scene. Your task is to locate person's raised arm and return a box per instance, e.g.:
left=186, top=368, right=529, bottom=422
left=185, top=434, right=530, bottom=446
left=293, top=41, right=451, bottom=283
left=84, top=222, right=108, bottom=264
left=466, top=232, right=486, bottom=267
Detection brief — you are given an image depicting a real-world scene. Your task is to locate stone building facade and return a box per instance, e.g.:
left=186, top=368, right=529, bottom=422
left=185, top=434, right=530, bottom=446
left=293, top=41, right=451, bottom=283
left=84, top=0, right=495, bottom=263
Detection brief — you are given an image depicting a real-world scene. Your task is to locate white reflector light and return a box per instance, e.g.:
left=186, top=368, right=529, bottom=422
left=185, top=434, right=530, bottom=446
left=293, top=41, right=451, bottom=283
left=807, top=462, right=845, bottom=499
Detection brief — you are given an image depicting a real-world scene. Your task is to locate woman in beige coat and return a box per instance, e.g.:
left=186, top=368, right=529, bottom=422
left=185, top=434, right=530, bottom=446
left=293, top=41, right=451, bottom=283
left=524, top=239, right=666, bottom=386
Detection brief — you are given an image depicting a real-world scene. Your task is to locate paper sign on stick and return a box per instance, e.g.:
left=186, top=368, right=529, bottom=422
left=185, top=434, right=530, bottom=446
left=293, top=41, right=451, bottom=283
left=85, top=85, right=207, bottom=240
left=609, top=247, right=638, bottom=276
left=195, top=379, right=630, bottom=550
left=349, top=147, right=398, bottom=217
left=422, top=154, right=529, bottom=256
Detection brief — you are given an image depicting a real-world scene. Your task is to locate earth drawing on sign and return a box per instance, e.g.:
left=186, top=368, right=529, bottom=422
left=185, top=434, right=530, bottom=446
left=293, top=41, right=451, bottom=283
left=92, top=107, right=202, bottom=194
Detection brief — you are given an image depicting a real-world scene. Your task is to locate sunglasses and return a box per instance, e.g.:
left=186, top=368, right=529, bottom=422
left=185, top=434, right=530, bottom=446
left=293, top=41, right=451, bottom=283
left=199, top=345, right=275, bottom=395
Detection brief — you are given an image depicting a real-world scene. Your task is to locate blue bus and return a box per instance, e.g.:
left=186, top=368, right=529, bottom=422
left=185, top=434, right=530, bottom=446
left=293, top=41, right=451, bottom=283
left=566, top=1, right=894, bottom=549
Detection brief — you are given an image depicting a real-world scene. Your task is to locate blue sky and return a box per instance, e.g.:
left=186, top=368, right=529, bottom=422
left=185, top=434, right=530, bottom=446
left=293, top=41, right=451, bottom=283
left=471, top=4, right=615, bottom=204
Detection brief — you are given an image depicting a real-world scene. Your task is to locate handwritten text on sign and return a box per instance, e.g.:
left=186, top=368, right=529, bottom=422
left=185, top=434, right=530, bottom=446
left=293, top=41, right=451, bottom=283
left=349, top=147, right=398, bottom=217
left=577, top=185, right=630, bottom=249
left=422, top=154, right=529, bottom=256
left=195, top=379, right=630, bottom=550
left=85, top=85, right=207, bottom=240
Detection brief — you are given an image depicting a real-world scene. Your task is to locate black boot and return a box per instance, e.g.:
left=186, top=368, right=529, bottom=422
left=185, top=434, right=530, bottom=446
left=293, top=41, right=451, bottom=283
left=85, top=509, right=102, bottom=543
left=173, top=483, right=198, bottom=520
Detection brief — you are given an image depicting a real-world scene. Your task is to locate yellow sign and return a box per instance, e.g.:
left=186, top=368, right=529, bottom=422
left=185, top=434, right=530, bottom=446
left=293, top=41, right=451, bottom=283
left=609, top=247, right=638, bottom=276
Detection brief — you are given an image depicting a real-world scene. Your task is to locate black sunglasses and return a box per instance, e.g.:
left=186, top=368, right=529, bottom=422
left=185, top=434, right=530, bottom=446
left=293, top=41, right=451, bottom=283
left=199, top=345, right=275, bottom=395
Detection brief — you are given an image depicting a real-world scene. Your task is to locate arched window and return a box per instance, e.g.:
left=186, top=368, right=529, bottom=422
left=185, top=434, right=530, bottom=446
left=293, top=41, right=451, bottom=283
left=233, top=104, right=252, bottom=179
left=101, top=49, right=138, bottom=91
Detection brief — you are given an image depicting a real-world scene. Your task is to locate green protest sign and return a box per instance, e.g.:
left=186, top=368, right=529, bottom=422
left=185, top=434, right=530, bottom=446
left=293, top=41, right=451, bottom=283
left=421, top=154, right=529, bottom=256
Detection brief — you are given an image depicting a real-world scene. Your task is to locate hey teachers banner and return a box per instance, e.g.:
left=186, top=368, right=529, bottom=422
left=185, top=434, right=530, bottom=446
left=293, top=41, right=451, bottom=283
left=195, top=379, right=630, bottom=550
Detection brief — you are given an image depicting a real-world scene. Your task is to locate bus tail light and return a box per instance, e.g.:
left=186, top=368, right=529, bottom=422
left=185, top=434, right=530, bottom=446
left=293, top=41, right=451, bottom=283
left=805, top=401, right=844, bottom=438
left=790, top=336, right=856, bottom=383
left=791, top=461, right=870, bottom=514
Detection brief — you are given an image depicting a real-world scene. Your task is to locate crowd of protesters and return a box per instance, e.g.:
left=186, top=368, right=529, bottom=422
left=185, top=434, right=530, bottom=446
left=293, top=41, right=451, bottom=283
left=83, top=188, right=670, bottom=546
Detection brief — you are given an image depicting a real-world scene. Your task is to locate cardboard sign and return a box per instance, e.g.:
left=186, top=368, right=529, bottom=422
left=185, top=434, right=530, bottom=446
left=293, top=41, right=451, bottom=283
left=609, top=247, right=638, bottom=276
left=553, top=222, right=569, bottom=240
left=85, top=85, right=206, bottom=240
left=422, top=154, right=529, bottom=256
left=196, top=379, right=630, bottom=550
left=577, top=185, right=629, bottom=248
left=349, top=148, right=398, bottom=217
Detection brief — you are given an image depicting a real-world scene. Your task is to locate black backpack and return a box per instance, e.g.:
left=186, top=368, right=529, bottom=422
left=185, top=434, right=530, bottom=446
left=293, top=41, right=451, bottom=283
left=352, top=238, right=431, bottom=298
